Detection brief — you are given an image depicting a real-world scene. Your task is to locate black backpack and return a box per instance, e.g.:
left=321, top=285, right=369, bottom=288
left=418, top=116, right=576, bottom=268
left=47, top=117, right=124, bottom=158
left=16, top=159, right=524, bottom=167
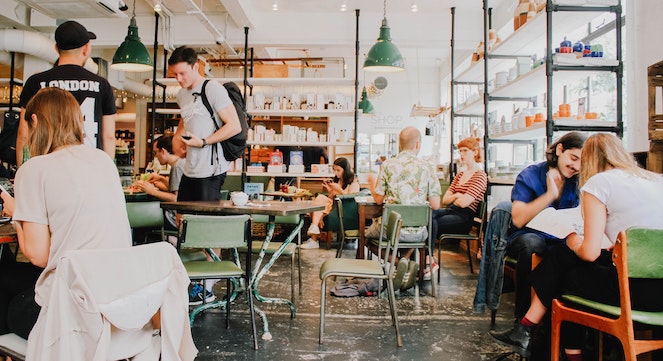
left=199, top=80, right=250, bottom=162
left=0, top=111, right=19, bottom=165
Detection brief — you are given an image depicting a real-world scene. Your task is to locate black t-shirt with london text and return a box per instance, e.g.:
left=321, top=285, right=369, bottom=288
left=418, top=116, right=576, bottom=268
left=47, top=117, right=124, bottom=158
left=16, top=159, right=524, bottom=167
left=19, top=64, right=117, bottom=151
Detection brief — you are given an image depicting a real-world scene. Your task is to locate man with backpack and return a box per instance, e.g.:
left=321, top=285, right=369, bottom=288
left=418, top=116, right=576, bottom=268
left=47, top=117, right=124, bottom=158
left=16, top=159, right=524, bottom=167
left=167, top=46, right=242, bottom=202
left=168, top=46, right=244, bottom=305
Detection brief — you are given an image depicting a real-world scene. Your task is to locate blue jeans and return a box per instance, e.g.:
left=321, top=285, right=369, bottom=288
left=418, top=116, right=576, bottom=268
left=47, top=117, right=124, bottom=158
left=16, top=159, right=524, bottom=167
left=473, top=201, right=512, bottom=313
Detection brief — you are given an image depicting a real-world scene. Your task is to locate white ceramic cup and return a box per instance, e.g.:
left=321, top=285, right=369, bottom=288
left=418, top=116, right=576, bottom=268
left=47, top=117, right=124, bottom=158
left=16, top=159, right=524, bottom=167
left=230, top=192, right=249, bottom=206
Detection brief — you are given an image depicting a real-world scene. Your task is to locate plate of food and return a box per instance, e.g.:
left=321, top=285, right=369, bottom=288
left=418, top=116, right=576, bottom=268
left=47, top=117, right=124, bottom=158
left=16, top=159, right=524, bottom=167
left=123, top=186, right=146, bottom=196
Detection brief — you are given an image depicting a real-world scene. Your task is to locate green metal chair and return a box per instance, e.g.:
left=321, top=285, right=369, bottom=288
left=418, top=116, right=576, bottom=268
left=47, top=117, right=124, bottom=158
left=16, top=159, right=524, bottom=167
left=551, top=228, right=663, bottom=361
left=437, top=199, right=487, bottom=277
left=238, top=214, right=301, bottom=304
left=126, top=200, right=167, bottom=245
left=370, top=204, right=435, bottom=296
left=178, top=214, right=258, bottom=350
left=334, top=194, right=361, bottom=258
left=319, top=210, right=403, bottom=347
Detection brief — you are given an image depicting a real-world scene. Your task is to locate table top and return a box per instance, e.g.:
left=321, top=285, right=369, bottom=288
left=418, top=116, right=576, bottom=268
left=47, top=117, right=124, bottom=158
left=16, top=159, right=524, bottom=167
left=161, top=200, right=325, bottom=216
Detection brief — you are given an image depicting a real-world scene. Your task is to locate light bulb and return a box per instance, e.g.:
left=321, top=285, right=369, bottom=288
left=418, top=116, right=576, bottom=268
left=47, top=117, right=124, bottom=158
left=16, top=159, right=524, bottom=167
left=340, top=1, right=347, bottom=11
left=410, top=2, right=418, bottom=12
left=272, top=0, right=279, bottom=11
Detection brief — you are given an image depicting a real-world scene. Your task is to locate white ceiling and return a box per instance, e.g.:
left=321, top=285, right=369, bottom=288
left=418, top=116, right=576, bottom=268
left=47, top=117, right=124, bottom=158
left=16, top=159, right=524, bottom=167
left=0, top=0, right=512, bottom=78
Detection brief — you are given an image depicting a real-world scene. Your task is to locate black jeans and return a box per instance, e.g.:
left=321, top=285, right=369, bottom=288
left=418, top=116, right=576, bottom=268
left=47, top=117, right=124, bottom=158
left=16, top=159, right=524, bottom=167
left=0, top=252, right=42, bottom=338
left=432, top=205, right=475, bottom=240
left=177, top=173, right=226, bottom=201
left=506, top=232, right=548, bottom=320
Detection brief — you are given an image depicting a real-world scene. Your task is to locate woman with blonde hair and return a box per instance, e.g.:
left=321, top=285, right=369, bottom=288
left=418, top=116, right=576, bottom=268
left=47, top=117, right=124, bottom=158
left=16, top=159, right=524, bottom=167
left=490, top=133, right=663, bottom=359
left=1, top=87, right=131, bottom=344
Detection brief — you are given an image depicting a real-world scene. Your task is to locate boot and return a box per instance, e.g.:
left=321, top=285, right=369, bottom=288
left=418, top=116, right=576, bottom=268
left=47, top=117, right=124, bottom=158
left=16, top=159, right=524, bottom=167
left=489, top=322, right=534, bottom=357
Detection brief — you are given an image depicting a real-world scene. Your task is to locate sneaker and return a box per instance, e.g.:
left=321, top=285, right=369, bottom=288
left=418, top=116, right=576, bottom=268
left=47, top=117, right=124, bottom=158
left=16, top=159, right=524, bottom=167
left=189, top=282, right=216, bottom=306
left=392, top=257, right=409, bottom=290
left=401, top=261, right=419, bottom=291
left=307, top=224, right=321, bottom=235
left=300, top=238, right=319, bottom=249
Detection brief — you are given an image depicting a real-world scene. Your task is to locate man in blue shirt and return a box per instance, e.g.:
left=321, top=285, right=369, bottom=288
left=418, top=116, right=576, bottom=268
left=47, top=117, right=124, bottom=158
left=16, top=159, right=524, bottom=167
left=504, top=132, right=586, bottom=323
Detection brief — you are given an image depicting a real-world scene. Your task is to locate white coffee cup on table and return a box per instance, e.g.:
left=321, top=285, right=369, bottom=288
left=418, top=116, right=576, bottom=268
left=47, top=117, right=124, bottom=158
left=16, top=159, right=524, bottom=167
left=230, top=192, right=249, bottom=206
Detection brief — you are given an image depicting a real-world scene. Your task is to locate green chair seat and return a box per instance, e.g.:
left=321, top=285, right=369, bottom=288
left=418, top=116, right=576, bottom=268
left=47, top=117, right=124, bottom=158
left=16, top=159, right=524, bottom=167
left=345, top=230, right=360, bottom=238
left=239, top=241, right=297, bottom=256
left=320, top=259, right=384, bottom=279
left=561, top=294, right=663, bottom=326
left=184, top=261, right=244, bottom=278
left=179, top=249, right=207, bottom=262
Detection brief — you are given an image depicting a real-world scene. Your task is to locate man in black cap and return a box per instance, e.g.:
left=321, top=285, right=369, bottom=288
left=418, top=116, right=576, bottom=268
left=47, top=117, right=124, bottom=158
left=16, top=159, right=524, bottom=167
left=16, top=20, right=117, bottom=165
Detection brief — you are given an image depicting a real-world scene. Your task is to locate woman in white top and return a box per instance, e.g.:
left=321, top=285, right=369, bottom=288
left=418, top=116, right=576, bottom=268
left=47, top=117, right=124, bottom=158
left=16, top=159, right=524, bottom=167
left=490, top=133, right=663, bottom=360
left=301, top=157, right=360, bottom=249
left=10, top=87, right=131, bottom=341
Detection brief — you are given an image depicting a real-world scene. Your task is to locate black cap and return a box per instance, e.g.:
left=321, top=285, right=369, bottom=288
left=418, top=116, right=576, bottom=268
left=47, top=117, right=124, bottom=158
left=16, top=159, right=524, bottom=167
left=55, top=21, right=97, bottom=50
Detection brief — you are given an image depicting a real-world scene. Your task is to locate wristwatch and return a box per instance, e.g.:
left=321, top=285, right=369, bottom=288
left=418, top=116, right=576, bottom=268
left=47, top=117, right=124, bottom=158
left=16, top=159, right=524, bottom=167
left=201, top=138, right=208, bottom=148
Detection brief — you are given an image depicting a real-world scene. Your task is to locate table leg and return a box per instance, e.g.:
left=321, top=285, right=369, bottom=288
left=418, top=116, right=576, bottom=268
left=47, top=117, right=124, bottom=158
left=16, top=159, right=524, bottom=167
left=249, top=215, right=303, bottom=339
left=358, top=205, right=366, bottom=259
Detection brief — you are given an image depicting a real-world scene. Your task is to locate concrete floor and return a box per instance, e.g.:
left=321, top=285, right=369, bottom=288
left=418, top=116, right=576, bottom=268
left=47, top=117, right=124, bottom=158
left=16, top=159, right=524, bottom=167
left=189, top=240, right=524, bottom=361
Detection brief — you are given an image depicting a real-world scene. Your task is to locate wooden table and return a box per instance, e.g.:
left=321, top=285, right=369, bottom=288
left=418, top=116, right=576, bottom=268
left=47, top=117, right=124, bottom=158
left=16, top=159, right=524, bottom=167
left=355, top=196, right=383, bottom=259
left=160, top=200, right=324, bottom=340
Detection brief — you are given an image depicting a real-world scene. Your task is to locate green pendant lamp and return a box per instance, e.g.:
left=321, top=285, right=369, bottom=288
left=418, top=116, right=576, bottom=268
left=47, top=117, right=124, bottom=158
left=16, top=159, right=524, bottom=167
left=111, top=0, right=153, bottom=72
left=358, top=87, right=375, bottom=114
left=363, top=0, right=405, bottom=73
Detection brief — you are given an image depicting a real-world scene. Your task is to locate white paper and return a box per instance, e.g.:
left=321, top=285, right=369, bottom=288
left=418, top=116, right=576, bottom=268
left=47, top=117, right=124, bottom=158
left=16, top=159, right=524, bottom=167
left=526, top=207, right=584, bottom=239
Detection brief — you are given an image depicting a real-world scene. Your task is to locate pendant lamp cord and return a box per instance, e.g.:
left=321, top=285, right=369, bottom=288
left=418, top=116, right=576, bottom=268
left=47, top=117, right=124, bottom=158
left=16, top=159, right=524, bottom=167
left=383, top=0, right=387, bottom=19
left=132, top=0, right=136, bottom=18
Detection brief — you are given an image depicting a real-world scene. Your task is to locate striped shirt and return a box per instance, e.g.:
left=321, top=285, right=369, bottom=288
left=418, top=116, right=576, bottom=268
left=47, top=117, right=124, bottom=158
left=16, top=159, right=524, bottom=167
left=448, top=170, right=487, bottom=214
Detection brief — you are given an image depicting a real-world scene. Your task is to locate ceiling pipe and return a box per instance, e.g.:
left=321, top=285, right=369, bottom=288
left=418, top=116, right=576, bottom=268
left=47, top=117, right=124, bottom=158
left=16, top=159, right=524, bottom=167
left=0, top=29, right=180, bottom=99
left=0, top=29, right=98, bottom=74
left=181, top=0, right=237, bottom=57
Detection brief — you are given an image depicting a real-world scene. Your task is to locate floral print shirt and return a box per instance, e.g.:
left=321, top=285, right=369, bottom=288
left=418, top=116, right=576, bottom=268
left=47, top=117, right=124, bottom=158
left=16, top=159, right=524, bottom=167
left=375, top=150, right=442, bottom=205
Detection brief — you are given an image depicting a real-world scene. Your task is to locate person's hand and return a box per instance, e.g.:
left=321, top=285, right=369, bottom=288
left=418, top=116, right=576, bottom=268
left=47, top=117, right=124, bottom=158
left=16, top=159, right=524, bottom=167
left=180, top=132, right=203, bottom=148
left=148, top=172, right=164, bottom=183
left=0, top=191, right=15, bottom=218
left=367, top=172, right=376, bottom=186
left=135, top=180, right=158, bottom=195
left=546, top=167, right=564, bottom=201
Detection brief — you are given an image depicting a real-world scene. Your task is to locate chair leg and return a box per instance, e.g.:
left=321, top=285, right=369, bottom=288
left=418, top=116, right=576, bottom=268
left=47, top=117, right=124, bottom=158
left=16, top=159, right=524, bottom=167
left=466, top=239, right=474, bottom=274
left=550, top=302, right=562, bottom=361
left=437, top=237, right=442, bottom=285
left=319, top=278, right=327, bottom=344
left=490, top=309, right=497, bottom=329
left=297, top=232, right=302, bottom=296
left=246, top=275, right=258, bottom=350
left=336, top=233, right=345, bottom=258
left=226, top=278, right=231, bottom=329
left=290, top=252, right=295, bottom=304
left=385, top=277, right=403, bottom=347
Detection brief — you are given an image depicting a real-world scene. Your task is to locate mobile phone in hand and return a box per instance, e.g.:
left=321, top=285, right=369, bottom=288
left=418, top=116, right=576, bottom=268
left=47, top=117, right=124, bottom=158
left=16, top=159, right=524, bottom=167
left=181, top=134, right=192, bottom=140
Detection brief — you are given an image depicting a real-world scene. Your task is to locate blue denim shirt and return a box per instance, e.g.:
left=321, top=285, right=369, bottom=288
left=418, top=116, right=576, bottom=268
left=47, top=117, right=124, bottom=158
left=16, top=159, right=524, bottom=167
left=473, top=201, right=512, bottom=313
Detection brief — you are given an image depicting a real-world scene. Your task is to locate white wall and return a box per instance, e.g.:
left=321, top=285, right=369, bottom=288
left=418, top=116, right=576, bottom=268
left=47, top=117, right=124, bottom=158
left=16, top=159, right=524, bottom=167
left=626, top=0, right=663, bottom=152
